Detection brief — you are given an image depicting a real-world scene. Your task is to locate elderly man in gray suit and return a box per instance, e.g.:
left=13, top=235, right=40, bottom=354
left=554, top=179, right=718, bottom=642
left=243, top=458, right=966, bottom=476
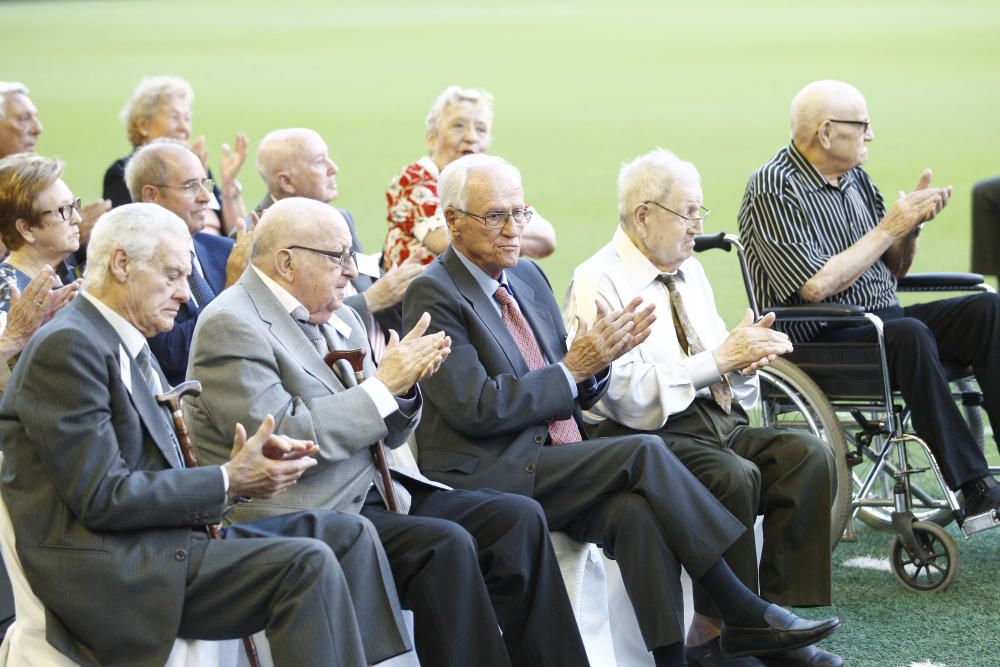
left=186, top=196, right=589, bottom=667
left=0, top=203, right=405, bottom=667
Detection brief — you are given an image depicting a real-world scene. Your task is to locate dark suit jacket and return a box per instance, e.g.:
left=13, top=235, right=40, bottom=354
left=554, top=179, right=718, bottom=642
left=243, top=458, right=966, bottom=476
left=148, top=232, right=234, bottom=386
left=402, top=246, right=607, bottom=496
left=0, top=297, right=226, bottom=667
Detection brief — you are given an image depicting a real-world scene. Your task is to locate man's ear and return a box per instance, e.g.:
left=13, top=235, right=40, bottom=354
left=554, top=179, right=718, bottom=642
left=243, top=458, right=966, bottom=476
left=109, top=247, right=130, bottom=283
left=817, top=120, right=834, bottom=150
left=632, top=202, right=649, bottom=229
left=139, top=184, right=160, bottom=203
left=443, top=207, right=460, bottom=239
left=273, top=248, right=294, bottom=281
left=277, top=171, right=296, bottom=197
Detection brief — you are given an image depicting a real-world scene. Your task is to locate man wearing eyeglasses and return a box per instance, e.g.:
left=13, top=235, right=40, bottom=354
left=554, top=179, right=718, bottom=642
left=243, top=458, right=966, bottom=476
left=565, top=149, right=839, bottom=667
left=738, top=80, right=1000, bottom=519
left=125, top=140, right=234, bottom=385
left=185, top=196, right=590, bottom=667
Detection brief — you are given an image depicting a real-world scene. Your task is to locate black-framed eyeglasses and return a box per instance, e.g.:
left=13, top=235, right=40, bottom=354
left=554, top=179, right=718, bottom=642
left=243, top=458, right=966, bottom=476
left=455, top=207, right=533, bottom=230
left=828, top=118, right=871, bottom=133
left=643, top=201, right=710, bottom=225
left=37, top=197, right=82, bottom=223
left=154, top=178, right=215, bottom=196
left=285, top=245, right=356, bottom=268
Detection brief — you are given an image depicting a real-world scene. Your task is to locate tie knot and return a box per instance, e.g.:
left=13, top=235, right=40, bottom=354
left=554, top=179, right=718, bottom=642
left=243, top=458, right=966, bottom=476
left=291, top=306, right=311, bottom=324
left=493, top=284, right=514, bottom=306
left=656, top=273, right=677, bottom=290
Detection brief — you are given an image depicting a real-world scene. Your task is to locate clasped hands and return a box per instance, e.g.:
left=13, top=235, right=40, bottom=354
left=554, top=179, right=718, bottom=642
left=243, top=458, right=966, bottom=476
left=712, top=310, right=793, bottom=376
left=883, top=169, right=952, bottom=239
left=564, top=297, right=656, bottom=383
left=375, top=311, right=451, bottom=395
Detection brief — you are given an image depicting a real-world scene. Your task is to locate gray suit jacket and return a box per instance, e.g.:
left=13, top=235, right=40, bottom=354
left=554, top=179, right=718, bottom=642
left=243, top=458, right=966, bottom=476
left=403, top=247, right=608, bottom=496
left=0, top=297, right=226, bottom=667
left=186, top=267, right=436, bottom=520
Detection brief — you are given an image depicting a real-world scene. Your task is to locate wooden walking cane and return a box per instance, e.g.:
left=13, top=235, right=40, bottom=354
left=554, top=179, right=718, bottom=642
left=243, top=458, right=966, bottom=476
left=156, top=381, right=262, bottom=667
left=324, top=348, right=401, bottom=513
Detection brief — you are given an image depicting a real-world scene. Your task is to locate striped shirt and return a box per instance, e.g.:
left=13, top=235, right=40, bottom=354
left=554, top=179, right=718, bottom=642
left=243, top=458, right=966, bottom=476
left=737, top=143, right=898, bottom=341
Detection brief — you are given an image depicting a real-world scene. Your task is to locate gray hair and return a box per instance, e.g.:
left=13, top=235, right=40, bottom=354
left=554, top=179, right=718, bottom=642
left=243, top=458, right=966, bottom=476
left=438, top=154, right=519, bottom=212
left=425, top=86, right=494, bottom=134
left=124, top=139, right=190, bottom=200
left=84, top=203, right=188, bottom=289
left=617, top=149, right=700, bottom=227
left=0, top=82, right=29, bottom=120
left=119, top=76, right=193, bottom=148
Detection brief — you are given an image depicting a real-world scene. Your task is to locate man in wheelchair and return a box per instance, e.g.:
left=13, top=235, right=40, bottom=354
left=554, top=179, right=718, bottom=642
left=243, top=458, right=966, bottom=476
left=738, top=79, right=1000, bottom=519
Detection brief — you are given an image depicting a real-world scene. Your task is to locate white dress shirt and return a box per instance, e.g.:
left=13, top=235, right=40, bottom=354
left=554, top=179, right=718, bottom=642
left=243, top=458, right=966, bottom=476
left=563, top=226, right=758, bottom=430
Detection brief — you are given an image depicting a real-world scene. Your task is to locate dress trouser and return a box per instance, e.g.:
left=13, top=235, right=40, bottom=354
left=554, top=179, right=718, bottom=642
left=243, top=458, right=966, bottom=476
left=598, top=399, right=834, bottom=618
left=528, top=434, right=746, bottom=650
left=816, top=293, right=1000, bottom=488
left=361, top=484, right=589, bottom=667
left=177, top=512, right=370, bottom=667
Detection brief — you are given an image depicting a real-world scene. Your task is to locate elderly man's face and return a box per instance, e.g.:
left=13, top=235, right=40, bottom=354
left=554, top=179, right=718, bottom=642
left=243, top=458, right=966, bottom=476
left=640, top=177, right=703, bottom=273
left=151, top=149, right=212, bottom=235
left=825, top=95, right=873, bottom=171
left=288, top=132, right=339, bottom=202
left=142, top=96, right=192, bottom=143
left=427, top=101, right=493, bottom=170
left=123, top=230, right=192, bottom=336
left=283, top=210, right=357, bottom=324
left=447, top=166, right=523, bottom=280
left=29, top=177, right=82, bottom=257
left=0, top=92, right=43, bottom=157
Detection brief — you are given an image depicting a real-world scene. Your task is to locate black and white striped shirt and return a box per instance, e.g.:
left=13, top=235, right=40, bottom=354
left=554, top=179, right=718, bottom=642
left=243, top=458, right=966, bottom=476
left=737, top=143, right=899, bottom=341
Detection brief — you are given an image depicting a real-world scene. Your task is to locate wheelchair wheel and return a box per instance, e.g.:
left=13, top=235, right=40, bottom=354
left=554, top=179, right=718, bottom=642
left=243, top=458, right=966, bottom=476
left=889, top=521, right=959, bottom=592
left=751, top=358, right=852, bottom=549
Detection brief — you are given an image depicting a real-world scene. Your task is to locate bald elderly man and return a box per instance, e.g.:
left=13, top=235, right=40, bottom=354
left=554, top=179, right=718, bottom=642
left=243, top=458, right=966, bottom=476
left=253, top=128, right=427, bottom=359
left=738, top=79, right=1000, bottom=518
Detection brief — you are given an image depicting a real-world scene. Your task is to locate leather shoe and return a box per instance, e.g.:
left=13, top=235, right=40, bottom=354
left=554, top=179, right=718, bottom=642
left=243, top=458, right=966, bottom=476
left=962, top=475, right=1000, bottom=516
left=719, top=605, right=840, bottom=658
left=762, top=644, right=844, bottom=666
left=687, top=637, right=764, bottom=666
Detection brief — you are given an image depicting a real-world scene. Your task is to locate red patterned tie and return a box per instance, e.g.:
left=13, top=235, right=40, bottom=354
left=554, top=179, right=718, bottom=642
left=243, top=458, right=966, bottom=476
left=658, top=274, right=732, bottom=414
left=494, top=285, right=583, bottom=445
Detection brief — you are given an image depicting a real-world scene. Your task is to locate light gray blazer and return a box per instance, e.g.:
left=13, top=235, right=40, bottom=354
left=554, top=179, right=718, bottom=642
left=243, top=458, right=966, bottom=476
left=186, top=267, right=439, bottom=521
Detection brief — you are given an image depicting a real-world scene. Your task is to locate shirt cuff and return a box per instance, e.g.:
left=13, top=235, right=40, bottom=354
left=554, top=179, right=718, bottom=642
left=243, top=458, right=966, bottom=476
left=361, top=377, right=401, bottom=419
left=220, top=464, right=230, bottom=496
left=688, top=350, right=723, bottom=390
left=557, top=362, right=579, bottom=399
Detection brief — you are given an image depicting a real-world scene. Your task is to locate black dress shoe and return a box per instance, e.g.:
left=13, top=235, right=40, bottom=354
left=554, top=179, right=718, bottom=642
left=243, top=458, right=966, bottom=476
left=719, top=605, right=840, bottom=658
left=962, top=476, right=1000, bottom=516
left=687, top=637, right=765, bottom=666
left=762, top=644, right=844, bottom=666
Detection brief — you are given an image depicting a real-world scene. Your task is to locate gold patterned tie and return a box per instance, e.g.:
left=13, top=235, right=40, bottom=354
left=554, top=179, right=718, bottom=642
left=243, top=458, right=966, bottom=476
left=494, top=285, right=583, bottom=444
left=657, top=274, right=732, bottom=414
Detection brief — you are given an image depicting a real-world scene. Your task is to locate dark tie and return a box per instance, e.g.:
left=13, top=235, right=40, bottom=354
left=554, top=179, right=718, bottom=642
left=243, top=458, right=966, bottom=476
left=135, top=345, right=185, bottom=467
left=657, top=274, right=732, bottom=414
left=292, top=307, right=328, bottom=355
left=493, top=285, right=582, bottom=445
left=187, top=251, right=216, bottom=309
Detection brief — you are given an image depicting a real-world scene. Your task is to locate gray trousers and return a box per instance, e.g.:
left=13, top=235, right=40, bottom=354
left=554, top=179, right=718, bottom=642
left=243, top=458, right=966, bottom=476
left=598, top=398, right=834, bottom=618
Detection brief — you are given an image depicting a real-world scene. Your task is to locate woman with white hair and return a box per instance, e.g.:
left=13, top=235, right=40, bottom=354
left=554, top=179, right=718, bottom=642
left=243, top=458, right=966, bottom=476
left=381, top=85, right=555, bottom=270
left=102, top=75, right=248, bottom=235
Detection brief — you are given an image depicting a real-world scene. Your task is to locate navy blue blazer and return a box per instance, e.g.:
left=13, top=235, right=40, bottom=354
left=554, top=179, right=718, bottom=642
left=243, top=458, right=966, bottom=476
left=148, top=232, right=234, bottom=386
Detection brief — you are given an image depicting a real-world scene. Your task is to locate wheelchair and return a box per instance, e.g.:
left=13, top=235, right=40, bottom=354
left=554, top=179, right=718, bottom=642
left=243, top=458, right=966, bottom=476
left=694, top=232, right=1000, bottom=592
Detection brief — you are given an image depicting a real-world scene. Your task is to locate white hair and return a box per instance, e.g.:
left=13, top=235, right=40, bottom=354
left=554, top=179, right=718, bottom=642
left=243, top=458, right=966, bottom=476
left=425, top=85, right=494, bottom=134
left=789, top=80, right=864, bottom=144
left=617, top=149, right=700, bottom=227
left=439, top=153, right=519, bottom=211
left=0, top=82, right=29, bottom=120
left=84, top=203, right=188, bottom=289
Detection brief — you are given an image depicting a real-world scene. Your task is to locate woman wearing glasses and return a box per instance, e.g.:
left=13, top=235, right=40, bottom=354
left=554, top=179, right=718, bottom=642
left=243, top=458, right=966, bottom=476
left=0, top=154, right=83, bottom=314
left=382, top=85, right=556, bottom=270
left=103, top=75, right=248, bottom=236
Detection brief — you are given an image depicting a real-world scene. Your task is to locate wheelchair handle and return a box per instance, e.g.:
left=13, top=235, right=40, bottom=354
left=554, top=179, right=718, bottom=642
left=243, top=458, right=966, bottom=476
left=693, top=232, right=732, bottom=253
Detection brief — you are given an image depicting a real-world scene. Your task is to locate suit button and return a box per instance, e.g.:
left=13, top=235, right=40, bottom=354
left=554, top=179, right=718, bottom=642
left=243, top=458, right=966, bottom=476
left=524, top=463, right=536, bottom=473
left=352, top=495, right=363, bottom=504
left=175, top=549, right=187, bottom=561
left=533, top=434, right=544, bottom=444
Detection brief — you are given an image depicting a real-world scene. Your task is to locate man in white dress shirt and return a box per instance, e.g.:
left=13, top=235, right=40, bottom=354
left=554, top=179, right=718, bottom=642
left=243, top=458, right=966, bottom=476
left=564, top=149, right=840, bottom=667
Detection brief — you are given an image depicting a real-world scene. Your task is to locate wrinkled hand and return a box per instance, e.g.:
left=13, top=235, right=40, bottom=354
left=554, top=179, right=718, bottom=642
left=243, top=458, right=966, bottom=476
left=374, top=312, right=451, bottom=394
left=225, top=218, right=254, bottom=288
left=882, top=169, right=952, bottom=238
left=191, top=134, right=209, bottom=169
left=79, top=199, right=111, bottom=246
left=225, top=415, right=318, bottom=499
left=364, top=249, right=430, bottom=312
left=220, top=132, right=249, bottom=191
left=712, top=310, right=793, bottom=375
left=563, top=297, right=656, bottom=382
left=1, top=268, right=79, bottom=359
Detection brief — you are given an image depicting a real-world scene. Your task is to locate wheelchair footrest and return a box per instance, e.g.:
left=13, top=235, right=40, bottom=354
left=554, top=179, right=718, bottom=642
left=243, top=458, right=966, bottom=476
left=960, top=508, right=1000, bottom=538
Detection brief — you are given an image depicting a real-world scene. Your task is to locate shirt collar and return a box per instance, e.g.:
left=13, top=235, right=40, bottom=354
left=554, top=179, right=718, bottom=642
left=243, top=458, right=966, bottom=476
left=787, top=141, right=859, bottom=194
left=453, top=246, right=507, bottom=298
left=80, top=290, right=147, bottom=357
left=611, top=226, right=686, bottom=292
left=251, top=266, right=353, bottom=339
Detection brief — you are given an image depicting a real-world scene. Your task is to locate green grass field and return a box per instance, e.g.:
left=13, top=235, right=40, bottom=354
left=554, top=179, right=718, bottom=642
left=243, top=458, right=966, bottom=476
left=5, top=2, right=1000, bottom=665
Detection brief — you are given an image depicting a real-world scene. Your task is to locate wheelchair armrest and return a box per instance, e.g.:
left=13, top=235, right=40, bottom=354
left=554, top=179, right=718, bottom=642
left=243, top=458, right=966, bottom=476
left=764, top=304, right=866, bottom=320
left=693, top=232, right=732, bottom=253
left=897, top=272, right=986, bottom=291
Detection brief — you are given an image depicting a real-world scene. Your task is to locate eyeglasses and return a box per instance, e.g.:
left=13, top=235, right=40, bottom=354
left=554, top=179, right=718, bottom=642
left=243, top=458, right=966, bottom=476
left=154, top=178, right=215, bottom=196
left=285, top=245, right=356, bottom=268
left=643, top=201, right=710, bottom=225
left=455, top=207, right=533, bottom=230
left=828, top=118, right=872, bottom=134
left=37, top=197, right=82, bottom=223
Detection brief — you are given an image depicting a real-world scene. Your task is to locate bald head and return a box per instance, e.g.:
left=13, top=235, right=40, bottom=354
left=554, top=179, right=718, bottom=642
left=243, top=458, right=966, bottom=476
left=256, top=128, right=338, bottom=202
left=789, top=80, right=872, bottom=180
left=790, top=80, right=867, bottom=145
